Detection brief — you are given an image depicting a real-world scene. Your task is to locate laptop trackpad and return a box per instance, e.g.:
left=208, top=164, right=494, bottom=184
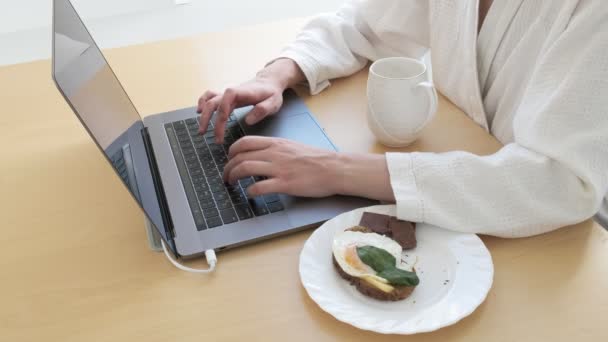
left=239, top=111, right=336, bottom=151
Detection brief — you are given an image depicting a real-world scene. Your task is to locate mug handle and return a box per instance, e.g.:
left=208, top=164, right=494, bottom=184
left=415, top=81, right=438, bottom=129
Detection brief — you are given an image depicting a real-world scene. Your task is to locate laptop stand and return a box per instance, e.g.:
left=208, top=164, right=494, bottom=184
left=144, top=217, right=163, bottom=252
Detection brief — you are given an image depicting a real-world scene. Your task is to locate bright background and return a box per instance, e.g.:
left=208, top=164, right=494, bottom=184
left=0, top=0, right=344, bottom=66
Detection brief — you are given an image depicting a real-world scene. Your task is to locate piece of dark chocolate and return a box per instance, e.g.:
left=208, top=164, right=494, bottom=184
left=359, top=212, right=391, bottom=235
left=389, top=217, right=417, bottom=249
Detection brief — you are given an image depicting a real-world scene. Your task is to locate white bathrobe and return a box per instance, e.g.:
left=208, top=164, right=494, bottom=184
left=277, top=0, right=608, bottom=237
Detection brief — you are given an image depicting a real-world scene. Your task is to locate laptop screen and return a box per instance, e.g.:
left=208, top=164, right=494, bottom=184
left=52, top=0, right=174, bottom=250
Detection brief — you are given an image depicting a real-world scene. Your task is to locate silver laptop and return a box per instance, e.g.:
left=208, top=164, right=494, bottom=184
left=51, top=0, right=375, bottom=258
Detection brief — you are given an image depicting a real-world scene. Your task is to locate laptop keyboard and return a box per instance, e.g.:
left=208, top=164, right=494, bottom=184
left=164, top=113, right=284, bottom=231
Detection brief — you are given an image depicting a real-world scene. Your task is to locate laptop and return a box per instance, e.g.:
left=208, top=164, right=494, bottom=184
left=51, top=0, right=375, bottom=258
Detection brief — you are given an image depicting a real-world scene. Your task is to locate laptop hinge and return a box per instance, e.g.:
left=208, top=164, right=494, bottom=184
left=141, top=127, right=177, bottom=243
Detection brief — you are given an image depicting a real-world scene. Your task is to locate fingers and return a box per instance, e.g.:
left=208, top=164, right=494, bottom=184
left=198, top=96, right=221, bottom=133
left=224, top=161, right=275, bottom=184
left=197, top=90, right=217, bottom=113
left=214, top=87, right=240, bottom=143
left=223, top=150, right=268, bottom=181
left=244, top=95, right=282, bottom=125
left=247, top=178, right=284, bottom=197
left=228, top=136, right=275, bottom=159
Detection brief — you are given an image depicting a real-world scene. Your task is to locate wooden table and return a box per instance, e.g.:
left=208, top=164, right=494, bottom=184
left=1, top=18, right=607, bottom=342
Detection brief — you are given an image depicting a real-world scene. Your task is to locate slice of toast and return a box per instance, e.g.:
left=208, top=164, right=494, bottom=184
left=333, top=226, right=416, bottom=301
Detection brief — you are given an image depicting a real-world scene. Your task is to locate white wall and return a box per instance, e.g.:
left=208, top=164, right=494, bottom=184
left=0, top=0, right=172, bottom=34
left=0, top=0, right=344, bottom=66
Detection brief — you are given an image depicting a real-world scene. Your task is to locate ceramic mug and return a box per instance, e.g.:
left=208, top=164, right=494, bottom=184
left=367, top=57, right=437, bottom=147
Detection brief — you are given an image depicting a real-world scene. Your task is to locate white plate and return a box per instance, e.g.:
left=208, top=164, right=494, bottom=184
left=299, top=205, right=493, bottom=334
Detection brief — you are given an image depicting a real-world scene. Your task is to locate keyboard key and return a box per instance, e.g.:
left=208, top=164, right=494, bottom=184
left=192, top=136, right=204, bottom=143
left=199, top=199, right=215, bottom=209
left=185, top=118, right=198, bottom=125
left=197, top=152, right=213, bottom=162
left=184, top=153, right=198, bottom=162
left=189, top=169, right=203, bottom=177
left=220, top=208, right=238, bottom=224
left=249, top=197, right=269, bottom=216
left=210, top=182, right=226, bottom=193
left=191, top=175, right=206, bottom=184
left=204, top=168, right=220, bottom=179
left=214, top=154, right=228, bottom=164
left=267, top=201, right=284, bottom=213
left=234, top=204, right=254, bottom=220
left=226, top=184, right=241, bottom=194
left=239, top=177, right=254, bottom=188
left=201, top=160, right=216, bottom=171
left=213, top=190, right=230, bottom=202
left=203, top=207, right=219, bottom=218
left=209, top=144, right=223, bottom=152
left=206, top=216, right=223, bottom=228
left=230, top=191, right=248, bottom=204
left=196, top=188, right=213, bottom=200
left=186, top=160, right=200, bottom=169
left=193, top=210, right=207, bottom=231
left=263, top=194, right=280, bottom=203
left=206, top=174, right=222, bottom=184
left=216, top=199, right=233, bottom=210
left=182, top=147, right=195, bottom=155
left=193, top=182, right=208, bottom=192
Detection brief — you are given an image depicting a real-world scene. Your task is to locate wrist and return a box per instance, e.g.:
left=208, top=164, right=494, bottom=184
left=333, top=153, right=396, bottom=202
left=256, top=58, right=305, bottom=90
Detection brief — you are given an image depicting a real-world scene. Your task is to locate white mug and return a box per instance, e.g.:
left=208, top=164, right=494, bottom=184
left=367, top=57, right=437, bottom=147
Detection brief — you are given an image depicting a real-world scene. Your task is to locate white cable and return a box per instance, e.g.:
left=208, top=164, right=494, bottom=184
left=161, top=239, right=217, bottom=273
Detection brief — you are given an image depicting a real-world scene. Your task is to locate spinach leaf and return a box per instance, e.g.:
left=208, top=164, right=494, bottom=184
left=377, top=268, right=420, bottom=286
left=356, top=245, right=396, bottom=272
left=357, top=245, right=419, bottom=287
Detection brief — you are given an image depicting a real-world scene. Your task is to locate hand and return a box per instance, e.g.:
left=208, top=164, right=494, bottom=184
left=197, top=77, right=284, bottom=143
left=222, top=136, right=397, bottom=202
left=223, top=136, right=342, bottom=198
left=197, top=58, right=305, bottom=143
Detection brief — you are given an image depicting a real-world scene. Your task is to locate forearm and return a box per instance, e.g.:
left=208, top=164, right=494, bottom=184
left=385, top=144, right=605, bottom=237
left=334, top=153, right=396, bottom=202
left=256, top=58, right=305, bottom=90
